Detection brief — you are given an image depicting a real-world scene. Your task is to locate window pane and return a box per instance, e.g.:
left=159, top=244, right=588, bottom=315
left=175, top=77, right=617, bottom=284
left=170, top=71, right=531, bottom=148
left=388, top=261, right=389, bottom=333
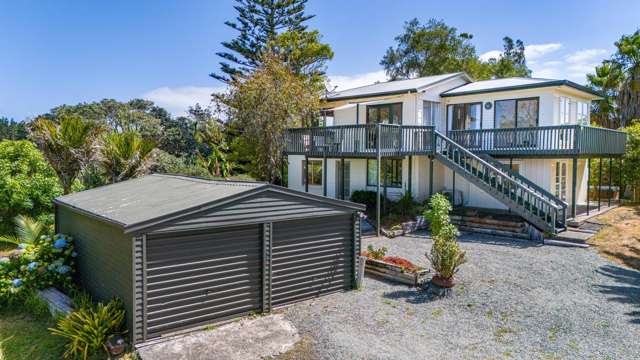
left=367, top=159, right=377, bottom=186
left=517, top=99, right=538, bottom=127
left=367, top=107, right=378, bottom=124
left=367, top=159, right=402, bottom=187
left=391, top=103, right=402, bottom=124
left=307, top=160, right=322, bottom=185
left=466, top=103, right=482, bottom=130
left=423, top=101, right=439, bottom=126
left=495, top=100, right=516, bottom=128
left=379, top=107, right=390, bottom=124
left=450, top=104, right=466, bottom=130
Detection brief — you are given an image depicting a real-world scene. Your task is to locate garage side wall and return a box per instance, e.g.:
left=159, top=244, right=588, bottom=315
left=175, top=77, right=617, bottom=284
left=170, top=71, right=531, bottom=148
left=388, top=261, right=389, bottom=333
left=56, top=206, right=134, bottom=334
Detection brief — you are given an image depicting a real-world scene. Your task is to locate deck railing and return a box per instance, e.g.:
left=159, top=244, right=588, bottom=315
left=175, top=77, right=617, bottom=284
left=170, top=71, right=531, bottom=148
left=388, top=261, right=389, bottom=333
left=448, top=125, right=626, bottom=156
left=285, top=124, right=626, bottom=157
left=284, top=124, right=435, bottom=157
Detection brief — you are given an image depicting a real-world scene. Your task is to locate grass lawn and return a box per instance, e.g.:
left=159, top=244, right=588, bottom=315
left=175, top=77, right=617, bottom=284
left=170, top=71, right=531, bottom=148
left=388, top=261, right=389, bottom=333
left=588, top=204, right=640, bottom=270
left=0, top=306, right=65, bottom=360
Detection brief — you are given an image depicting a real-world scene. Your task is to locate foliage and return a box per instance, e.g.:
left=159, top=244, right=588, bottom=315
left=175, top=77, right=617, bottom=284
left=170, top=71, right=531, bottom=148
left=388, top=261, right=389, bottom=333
left=390, top=191, right=420, bottom=217
left=424, top=194, right=465, bottom=280
left=195, top=119, right=232, bottom=177
left=29, top=114, right=104, bottom=194
left=380, top=18, right=531, bottom=81
left=379, top=256, right=422, bottom=273
left=97, top=130, right=158, bottom=183
left=215, top=52, right=323, bottom=182
left=0, top=116, right=27, bottom=140
left=213, top=0, right=316, bottom=82
left=49, top=297, right=126, bottom=360
left=151, top=151, right=210, bottom=177
left=0, top=234, right=76, bottom=303
left=269, top=29, right=333, bottom=85
left=350, top=190, right=382, bottom=214
left=588, top=61, right=624, bottom=128
left=365, top=244, right=388, bottom=260
left=623, top=121, right=640, bottom=189
left=0, top=140, right=62, bottom=233
left=0, top=215, right=47, bottom=245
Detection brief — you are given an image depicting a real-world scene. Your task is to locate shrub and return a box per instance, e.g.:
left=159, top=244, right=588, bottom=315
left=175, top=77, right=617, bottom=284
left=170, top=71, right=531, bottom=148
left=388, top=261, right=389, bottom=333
left=50, top=297, right=126, bottom=360
left=390, top=191, right=419, bottom=217
left=364, top=244, right=387, bottom=260
left=0, top=233, right=76, bottom=303
left=424, top=194, right=466, bottom=280
left=350, top=190, right=380, bottom=213
left=0, top=140, right=62, bottom=233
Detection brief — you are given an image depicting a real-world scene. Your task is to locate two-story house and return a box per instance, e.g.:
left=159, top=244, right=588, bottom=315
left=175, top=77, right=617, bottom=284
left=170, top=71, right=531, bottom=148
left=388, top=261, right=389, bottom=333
left=284, top=73, right=627, bottom=236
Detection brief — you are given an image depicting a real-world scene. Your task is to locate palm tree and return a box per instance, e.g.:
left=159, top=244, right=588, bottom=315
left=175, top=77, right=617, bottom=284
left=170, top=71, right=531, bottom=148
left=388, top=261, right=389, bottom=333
left=588, top=61, right=623, bottom=128
left=0, top=215, right=46, bottom=245
left=29, top=114, right=104, bottom=194
left=615, top=31, right=640, bottom=127
left=97, top=131, right=158, bottom=183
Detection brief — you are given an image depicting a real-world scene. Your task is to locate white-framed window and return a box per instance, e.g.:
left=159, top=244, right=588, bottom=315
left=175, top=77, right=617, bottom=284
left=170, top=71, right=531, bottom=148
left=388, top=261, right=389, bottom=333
left=576, top=101, right=589, bottom=125
left=422, top=101, right=440, bottom=126
left=559, top=97, right=571, bottom=125
left=554, top=161, right=568, bottom=201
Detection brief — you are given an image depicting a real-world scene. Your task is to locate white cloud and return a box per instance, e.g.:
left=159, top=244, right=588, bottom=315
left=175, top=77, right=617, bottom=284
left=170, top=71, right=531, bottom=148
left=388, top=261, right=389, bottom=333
left=565, top=48, right=608, bottom=64
left=327, top=70, right=388, bottom=92
left=524, top=43, right=563, bottom=60
left=479, top=50, right=502, bottom=62
left=142, top=86, right=224, bottom=116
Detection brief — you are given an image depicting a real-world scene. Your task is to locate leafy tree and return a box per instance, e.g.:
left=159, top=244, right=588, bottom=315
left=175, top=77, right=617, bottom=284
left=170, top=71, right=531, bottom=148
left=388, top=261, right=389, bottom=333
left=614, top=31, right=640, bottom=126
left=29, top=114, right=104, bottom=194
left=195, top=120, right=232, bottom=177
left=485, top=37, right=531, bottom=78
left=622, top=121, right=640, bottom=198
left=269, top=29, right=333, bottom=84
left=0, top=141, right=62, bottom=234
left=214, top=52, right=323, bottom=183
left=213, top=0, right=325, bottom=82
left=96, top=131, right=158, bottom=183
left=0, top=117, right=27, bottom=140
left=588, top=61, right=624, bottom=128
left=380, top=18, right=480, bottom=80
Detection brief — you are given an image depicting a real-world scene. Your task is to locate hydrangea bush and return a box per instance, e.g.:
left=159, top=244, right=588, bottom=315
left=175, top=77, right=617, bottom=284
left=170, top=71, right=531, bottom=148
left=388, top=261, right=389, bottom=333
left=0, top=233, right=76, bottom=302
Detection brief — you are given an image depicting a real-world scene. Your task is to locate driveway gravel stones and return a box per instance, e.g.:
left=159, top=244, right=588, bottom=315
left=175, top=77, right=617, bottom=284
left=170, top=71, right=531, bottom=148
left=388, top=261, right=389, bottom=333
left=281, top=232, right=640, bottom=360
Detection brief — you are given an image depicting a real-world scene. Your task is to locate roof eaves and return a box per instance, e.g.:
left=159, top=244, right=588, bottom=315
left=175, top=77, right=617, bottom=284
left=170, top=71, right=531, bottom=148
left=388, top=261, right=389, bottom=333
left=440, top=80, right=604, bottom=98
left=53, top=199, right=127, bottom=230
left=326, top=89, right=417, bottom=102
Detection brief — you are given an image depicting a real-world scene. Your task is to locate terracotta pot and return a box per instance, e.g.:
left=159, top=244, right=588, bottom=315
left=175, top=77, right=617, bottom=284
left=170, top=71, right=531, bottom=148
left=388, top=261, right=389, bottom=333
left=431, top=274, right=456, bottom=288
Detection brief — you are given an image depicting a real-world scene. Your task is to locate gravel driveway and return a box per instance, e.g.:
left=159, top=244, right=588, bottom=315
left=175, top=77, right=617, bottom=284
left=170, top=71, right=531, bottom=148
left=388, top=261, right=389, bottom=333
left=281, top=232, right=640, bottom=360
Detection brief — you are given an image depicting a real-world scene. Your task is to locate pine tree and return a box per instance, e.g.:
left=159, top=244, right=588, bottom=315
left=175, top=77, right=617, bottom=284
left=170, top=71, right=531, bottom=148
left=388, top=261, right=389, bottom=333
left=212, top=0, right=314, bottom=82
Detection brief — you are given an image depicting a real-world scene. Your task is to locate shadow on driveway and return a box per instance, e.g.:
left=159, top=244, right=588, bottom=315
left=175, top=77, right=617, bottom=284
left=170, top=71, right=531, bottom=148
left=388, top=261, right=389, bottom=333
left=595, top=264, right=640, bottom=324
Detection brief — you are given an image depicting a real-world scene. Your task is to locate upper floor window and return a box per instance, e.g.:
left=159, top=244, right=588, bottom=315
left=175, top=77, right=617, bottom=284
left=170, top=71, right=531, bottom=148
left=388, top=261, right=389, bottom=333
left=422, top=101, right=440, bottom=126
left=447, top=103, right=482, bottom=131
left=495, top=98, right=539, bottom=128
left=559, top=97, right=590, bottom=125
left=576, top=101, right=589, bottom=125
left=366, top=103, right=402, bottom=124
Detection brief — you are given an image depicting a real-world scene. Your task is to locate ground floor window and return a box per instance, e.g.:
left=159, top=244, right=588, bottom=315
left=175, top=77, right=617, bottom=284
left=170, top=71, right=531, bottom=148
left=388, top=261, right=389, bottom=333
left=554, top=161, right=567, bottom=201
left=366, top=158, right=402, bottom=187
left=302, top=160, right=323, bottom=186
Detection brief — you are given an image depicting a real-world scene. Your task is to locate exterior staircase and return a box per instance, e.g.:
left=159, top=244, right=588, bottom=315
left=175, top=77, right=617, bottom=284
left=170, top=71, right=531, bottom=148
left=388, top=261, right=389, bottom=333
left=434, top=131, right=567, bottom=234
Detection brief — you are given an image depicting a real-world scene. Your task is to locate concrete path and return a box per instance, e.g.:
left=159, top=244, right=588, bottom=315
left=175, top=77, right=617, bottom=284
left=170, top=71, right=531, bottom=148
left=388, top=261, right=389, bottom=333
left=137, top=314, right=299, bottom=360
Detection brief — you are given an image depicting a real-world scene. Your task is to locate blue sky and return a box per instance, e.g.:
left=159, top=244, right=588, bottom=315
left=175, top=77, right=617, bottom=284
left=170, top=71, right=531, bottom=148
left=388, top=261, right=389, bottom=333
left=1, top=0, right=639, bottom=120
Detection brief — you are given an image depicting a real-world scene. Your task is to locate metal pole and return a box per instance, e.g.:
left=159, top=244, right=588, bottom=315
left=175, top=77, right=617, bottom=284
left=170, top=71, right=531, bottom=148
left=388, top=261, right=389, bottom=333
left=619, top=158, right=624, bottom=205
left=304, top=155, right=309, bottom=193
left=452, top=170, right=456, bottom=208
left=341, top=157, right=345, bottom=200
left=598, top=157, right=603, bottom=211
left=408, top=155, right=413, bottom=196
left=587, top=158, right=590, bottom=215
left=322, top=155, right=327, bottom=197
left=571, top=157, right=578, bottom=218
left=376, top=123, right=381, bottom=237
left=608, top=157, right=612, bottom=207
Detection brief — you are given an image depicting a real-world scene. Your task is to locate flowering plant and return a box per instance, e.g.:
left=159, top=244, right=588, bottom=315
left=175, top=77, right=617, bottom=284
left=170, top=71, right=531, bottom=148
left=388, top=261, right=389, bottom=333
left=0, top=233, right=75, bottom=302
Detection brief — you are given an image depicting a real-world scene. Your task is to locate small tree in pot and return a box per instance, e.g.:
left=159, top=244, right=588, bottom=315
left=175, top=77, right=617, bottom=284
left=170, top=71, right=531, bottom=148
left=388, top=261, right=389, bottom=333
left=424, top=194, right=466, bottom=288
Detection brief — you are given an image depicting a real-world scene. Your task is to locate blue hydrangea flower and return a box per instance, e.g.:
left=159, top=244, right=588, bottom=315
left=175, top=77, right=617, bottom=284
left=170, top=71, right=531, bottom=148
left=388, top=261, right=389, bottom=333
left=12, top=279, right=22, bottom=287
left=57, top=265, right=71, bottom=274
left=18, top=243, right=28, bottom=249
left=54, top=239, right=67, bottom=249
left=71, top=251, right=77, bottom=258
left=28, top=262, right=39, bottom=271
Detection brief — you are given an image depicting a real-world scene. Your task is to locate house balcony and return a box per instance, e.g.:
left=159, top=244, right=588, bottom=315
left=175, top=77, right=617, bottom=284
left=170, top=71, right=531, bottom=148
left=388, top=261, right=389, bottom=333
left=284, top=124, right=626, bottom=158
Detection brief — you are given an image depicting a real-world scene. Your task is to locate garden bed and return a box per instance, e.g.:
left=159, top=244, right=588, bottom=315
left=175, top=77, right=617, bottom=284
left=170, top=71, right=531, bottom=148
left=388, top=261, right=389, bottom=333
left=361, top=255, right=430, bottom=286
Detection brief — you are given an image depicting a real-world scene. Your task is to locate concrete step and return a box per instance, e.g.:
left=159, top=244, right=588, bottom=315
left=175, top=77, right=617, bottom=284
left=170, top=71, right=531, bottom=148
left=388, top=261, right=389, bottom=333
left=551, top=230, right=593, bottom=244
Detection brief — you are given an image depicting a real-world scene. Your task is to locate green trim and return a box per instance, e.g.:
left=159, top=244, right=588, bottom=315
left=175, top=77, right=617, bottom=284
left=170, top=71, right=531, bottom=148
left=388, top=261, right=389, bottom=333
left=440, top=80, right=603, bottom=98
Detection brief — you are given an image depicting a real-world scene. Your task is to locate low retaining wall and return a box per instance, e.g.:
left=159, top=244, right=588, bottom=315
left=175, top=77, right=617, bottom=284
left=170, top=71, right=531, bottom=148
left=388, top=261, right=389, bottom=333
left=364, top=257, right=430, bottom=287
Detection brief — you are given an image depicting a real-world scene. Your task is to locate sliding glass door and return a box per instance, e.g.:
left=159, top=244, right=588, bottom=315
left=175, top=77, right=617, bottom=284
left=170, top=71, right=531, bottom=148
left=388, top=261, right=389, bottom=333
left=494, top=97, right=539, bottom=148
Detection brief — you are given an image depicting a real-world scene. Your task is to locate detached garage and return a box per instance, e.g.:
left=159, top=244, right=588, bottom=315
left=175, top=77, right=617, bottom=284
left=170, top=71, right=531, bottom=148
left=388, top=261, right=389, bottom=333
left=54, top=174, right=365, bottom=344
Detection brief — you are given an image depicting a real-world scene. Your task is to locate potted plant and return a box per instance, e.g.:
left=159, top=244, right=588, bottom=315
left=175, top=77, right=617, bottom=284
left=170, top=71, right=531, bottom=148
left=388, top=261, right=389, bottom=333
left=424, top=194, right=466, bottom=288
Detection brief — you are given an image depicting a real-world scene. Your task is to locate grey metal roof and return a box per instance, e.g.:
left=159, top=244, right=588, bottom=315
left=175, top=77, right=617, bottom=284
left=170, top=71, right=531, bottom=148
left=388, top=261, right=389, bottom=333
left=440, top=77, right=603, bottom=98
left=326, top=72, right=467, bottom=101
left=54, top=174, right=365, bottom=231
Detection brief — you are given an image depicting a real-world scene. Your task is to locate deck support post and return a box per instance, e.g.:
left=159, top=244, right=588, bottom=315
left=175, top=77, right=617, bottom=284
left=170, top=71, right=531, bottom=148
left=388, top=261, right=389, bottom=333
left=608, top=157, right=612, bottom=207
left=587, top=158, right=591, bottom=215
left=619, top=158, right=624, bottom=205
left=322, top=154, right=327, bottom=197
left=429, top=156, right=434, bottom=198
left=376, top=123, right=381, bottom=237
left=408, top=155, right=413, bottom=197
left=304, top=155, right=309, bottom=193
left=452, top=169, right=456, bottom=208
left=571, top=157, right=578, bottom=218
left=280, top=155, right=286, bottom=187
left=598, top=157, right=603, bottom=211
left=341, top=157, right=345, bottom=200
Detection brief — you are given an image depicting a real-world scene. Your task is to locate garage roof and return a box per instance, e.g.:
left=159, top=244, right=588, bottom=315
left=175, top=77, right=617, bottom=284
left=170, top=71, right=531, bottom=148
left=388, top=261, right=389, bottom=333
left=54, top=174, right=365, bottom=231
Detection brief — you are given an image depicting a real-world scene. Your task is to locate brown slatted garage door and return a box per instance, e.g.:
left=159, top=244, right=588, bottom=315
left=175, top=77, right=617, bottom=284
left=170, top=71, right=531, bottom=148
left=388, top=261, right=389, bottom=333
left=144, top=225, right=262, bottom=338
left=271, top=215, right=353, bottom=307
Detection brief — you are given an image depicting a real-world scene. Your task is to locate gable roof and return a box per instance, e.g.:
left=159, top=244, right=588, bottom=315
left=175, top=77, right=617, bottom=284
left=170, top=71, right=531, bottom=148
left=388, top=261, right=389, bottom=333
left=326, top=72, right=468, bottom=101
left=440, top=77, right=603, bottom=98
left=54, top=174, right=365, bottom=232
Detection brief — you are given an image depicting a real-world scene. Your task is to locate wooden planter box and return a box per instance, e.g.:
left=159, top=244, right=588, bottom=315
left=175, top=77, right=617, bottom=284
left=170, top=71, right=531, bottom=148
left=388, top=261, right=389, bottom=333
left=364, top=257, right=430, bottom=286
